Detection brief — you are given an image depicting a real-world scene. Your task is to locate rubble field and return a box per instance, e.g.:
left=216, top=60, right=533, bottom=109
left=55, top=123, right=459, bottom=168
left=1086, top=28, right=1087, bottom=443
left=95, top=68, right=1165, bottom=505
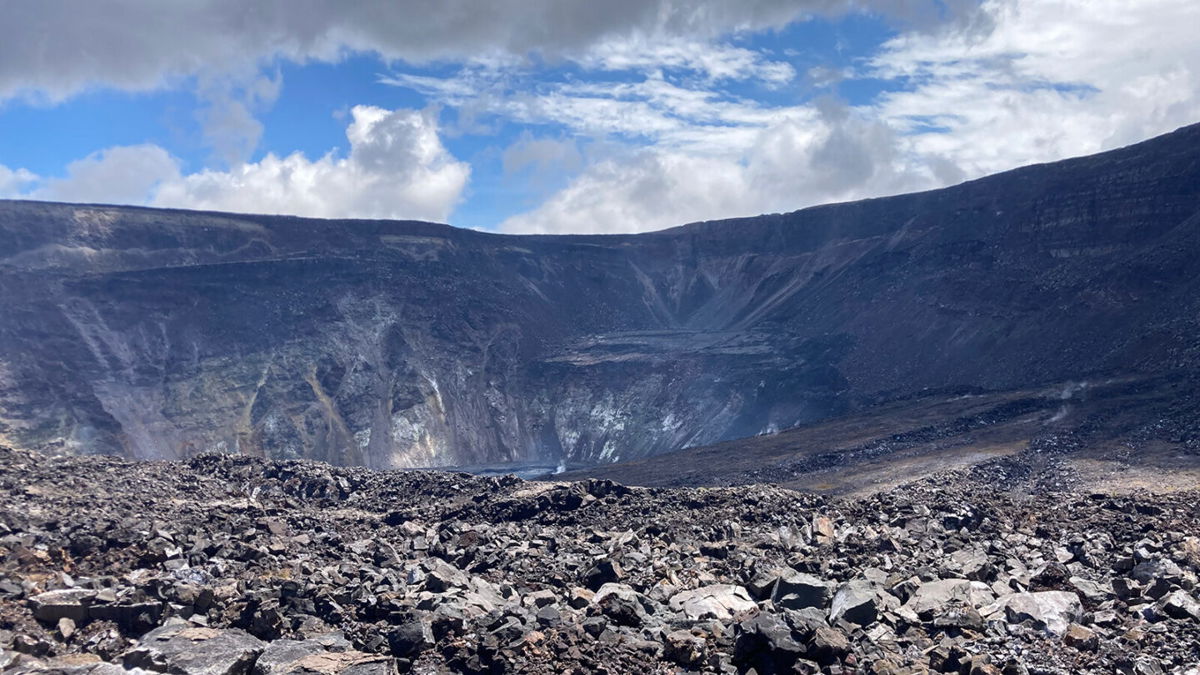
left=1, top=445, right=1198, bottom=674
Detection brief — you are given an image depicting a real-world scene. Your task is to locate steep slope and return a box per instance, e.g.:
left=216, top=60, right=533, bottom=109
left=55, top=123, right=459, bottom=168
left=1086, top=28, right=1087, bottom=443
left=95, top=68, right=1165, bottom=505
left=1, top=123, right=1199, bottom=467
left=563, top=374, right=1200, bottom=494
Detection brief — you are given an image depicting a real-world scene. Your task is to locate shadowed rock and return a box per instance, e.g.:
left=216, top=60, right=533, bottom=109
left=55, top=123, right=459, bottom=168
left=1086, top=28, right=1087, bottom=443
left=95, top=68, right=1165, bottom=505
left=3, top=124, right=1200, bottom=468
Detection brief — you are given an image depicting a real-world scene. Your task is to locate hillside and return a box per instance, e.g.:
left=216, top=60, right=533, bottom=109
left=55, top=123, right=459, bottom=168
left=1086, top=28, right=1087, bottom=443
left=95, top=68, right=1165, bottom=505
left=1, top=124, right=1199, bottom=467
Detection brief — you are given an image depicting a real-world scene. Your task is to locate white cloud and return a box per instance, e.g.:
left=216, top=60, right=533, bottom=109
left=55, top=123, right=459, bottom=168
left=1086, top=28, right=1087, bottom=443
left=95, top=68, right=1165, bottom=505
left=501, top=103, right=937, bottom=233
left=389, top=66, right=794, bottom=154
left=503, top=0, right=1200, bottom=233
left=577, top=36, right=796, bottom=83
left=500, top=151, right=753, bottom=234
left=3, top=106, right=469, bottom=224
left=870, top=0, right=1200, bottom=176
left=503, top=133, right=583, bottom=177
left=3, top=0, right=1196, bottom=234
left=0, top=1, right=959, bottom=103
left=197, top=72, right=284, bottom=166
left=0, top=165, right=38, bottom=198
left=153, top=106, right=470, bottom=221
left=33, top=145, right=182, bottom=205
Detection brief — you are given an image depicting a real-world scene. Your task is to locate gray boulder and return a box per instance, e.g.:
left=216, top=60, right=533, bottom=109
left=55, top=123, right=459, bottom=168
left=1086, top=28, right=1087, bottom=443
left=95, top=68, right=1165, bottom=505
left=734, top=613, right=810, bottom=674
left=669, top=584, right=756, bottom=621
left=123, top=621, right=265, bottom=675
left=420, top=558, right=469, bottom=593
left=1130, top=558, right=1184, bottom=585
left=254, top=639, right=395, bottom=675
left=594, top=583, right=652, bottom=628
left=829, top=580, right=883, bottom=626
left=461, top=577, right=506, bottom=616
left=582, top=559, right=625, bottom=590
left=948, top=548, right=996, bottom=581
left=663, top=630, right=706, bottom=668
left=1068, top=576, right=1112, bottom=603
left=29, top=589, right=96, bottom=623
left=385, top=613, right=434, bottom=658
left=1000, top=591, right=1083, bottom=636
left=254, top=640, right=322, bottom=675
left=1158, top=589, right=1200, bottom=621
left=904, top=579, right=995, bottom=621
left=772, top=570, right=836, bottom=610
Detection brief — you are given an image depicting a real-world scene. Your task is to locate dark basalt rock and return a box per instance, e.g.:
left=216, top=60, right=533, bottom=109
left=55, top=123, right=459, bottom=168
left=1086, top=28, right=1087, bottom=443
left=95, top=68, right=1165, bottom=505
left=770, top=569, right=837, bottom=610
left=2, top=124, right=1200, bottom=468
left=581, top=559, right=624, bottom=590
left=383, top=614, right=433, bottom=659
left=122, top=620, right=265, bottom=675
left=28, top=590, right=95, bottom=623
left=2, top=446, right=1198, bottom=673
left=734, top=613, right=811, bottom=673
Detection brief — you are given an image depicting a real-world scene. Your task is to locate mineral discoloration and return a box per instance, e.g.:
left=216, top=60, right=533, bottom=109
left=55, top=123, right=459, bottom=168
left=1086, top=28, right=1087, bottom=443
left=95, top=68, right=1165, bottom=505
left=1, top=124, right=1200, bottom=467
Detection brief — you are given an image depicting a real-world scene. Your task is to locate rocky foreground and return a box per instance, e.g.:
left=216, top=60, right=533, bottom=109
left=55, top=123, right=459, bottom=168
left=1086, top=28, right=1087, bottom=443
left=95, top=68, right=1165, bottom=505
left=1, top=445, right=1198, bottom=674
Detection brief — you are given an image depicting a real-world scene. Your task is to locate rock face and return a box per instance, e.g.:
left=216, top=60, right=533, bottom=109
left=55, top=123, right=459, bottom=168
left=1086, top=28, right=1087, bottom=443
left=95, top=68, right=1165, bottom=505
left=2, top=446, right=1199, bottom=673
left=2, top=124, right=1200, bottom=467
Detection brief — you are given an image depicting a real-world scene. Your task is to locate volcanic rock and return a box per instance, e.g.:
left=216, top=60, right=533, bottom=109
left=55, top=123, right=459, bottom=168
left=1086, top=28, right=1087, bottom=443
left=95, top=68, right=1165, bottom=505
left=593, top=583, right=651, bottom=628
left=1158, top=590, right=1200, bottom=621
left=29, top=590, right=95, bottom=623
left=829, top=579, right=885, bottom=626
left=5, top=124, right=1200, bottom=470
left=1, top=446, right=1198, bottom=672
left=769, top=569, right=837, bottom=610
left=668, top=584, right=756, bottom=621
left=998, top=591, right=1084, bottom=636
left=904, top=579, right=995, bottom=620
left=122, top=621, right=265, bottom=675
left=663, top=630, right=706, bottom=668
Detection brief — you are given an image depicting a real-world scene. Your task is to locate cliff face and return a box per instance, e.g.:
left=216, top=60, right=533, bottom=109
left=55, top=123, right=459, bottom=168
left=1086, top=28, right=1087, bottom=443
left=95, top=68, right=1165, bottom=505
left=2, top=123, right=1199, bottom=467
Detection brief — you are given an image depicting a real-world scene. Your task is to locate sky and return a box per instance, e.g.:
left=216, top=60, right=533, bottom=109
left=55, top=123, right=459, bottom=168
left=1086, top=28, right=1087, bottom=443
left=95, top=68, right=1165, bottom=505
left=0, top=0, right=1198, bottom=234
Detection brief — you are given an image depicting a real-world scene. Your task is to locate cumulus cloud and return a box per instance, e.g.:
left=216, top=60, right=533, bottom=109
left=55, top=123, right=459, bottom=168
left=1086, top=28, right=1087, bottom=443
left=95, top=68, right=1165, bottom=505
left=502, top=0, right=1200, bottom=233
left=0, top=165, right=37, bottom=198
left=500, top=151, right=753, bottom=234
left=32, top=145, right=182, bottom=205
left=3, top=106, right=469, bottom=223
left=3, top=0, right=1196, bottom=233
left=153, top=106, right=470, bottom=221
left=501, top=103, right=937, bottom=233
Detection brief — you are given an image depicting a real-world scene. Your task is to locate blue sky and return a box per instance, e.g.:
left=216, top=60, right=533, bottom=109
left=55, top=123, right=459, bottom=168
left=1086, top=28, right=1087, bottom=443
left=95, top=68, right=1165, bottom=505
left=1, top=1, right=1198, bottom=233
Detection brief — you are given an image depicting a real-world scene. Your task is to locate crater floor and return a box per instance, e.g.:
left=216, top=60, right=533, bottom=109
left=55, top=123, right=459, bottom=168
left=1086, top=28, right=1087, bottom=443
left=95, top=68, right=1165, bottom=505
left=1, top=445, right=1198, bottom=673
